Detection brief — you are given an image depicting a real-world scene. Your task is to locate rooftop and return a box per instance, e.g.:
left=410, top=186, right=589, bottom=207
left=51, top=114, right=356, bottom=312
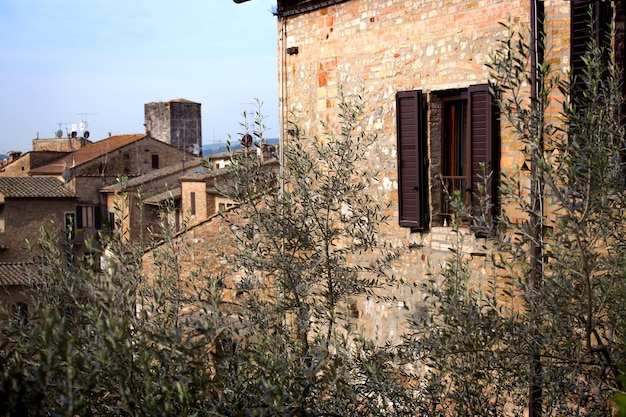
left=0, top=177, right=75, bottom=198
left=29, top=134, right=146, bottom=175
left=0, top=262, right=35, bottom=286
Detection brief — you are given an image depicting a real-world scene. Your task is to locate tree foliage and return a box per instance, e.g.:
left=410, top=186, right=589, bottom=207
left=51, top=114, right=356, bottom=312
left=0, top=93, right=413, bottom=417
left=406, top=18, right=626, bottom=416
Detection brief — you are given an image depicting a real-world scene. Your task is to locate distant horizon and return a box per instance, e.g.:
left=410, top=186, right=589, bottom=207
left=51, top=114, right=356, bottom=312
left=0, top=136, right=280, bottom=160
left=0, top=1, right=279, bottom=154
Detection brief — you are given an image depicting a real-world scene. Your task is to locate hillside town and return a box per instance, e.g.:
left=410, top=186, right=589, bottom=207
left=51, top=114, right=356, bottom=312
left=2, top=0, right=626, bottom=415
left=0, top=97, right=279, bottom=308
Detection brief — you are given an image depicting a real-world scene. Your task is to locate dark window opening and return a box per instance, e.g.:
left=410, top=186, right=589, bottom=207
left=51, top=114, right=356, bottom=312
left=152, top=154, right=159, bottom=169
left=190, top=192, right=196, bottom=215
left=107, top=212, right=116, bottom=230
left=441, top=97, right=470, bottom=215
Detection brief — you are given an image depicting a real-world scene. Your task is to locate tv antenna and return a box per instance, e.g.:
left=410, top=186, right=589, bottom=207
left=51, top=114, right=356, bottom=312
left=76, top=112, right=98, bottom=138
left=56, top=122, right=70, bottom=138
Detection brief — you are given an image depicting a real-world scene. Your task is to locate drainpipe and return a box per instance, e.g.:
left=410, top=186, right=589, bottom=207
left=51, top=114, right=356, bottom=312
left=528, top=0, right=544, bottom=416
left=279, top=14, right=287, bottom=195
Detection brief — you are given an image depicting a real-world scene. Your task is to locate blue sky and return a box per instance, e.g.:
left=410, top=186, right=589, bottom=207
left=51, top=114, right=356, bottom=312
left=0, top=0, right=278, bottom=153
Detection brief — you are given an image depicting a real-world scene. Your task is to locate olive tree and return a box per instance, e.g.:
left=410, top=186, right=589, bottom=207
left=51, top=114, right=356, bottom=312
left=406, top=15, right=626, bottom=417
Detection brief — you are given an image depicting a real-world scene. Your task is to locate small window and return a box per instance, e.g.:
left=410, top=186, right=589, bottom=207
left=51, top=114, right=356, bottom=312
left=190, top=192, right=196, bottom=215
left=152, top=154, right=159, bottom=169
left=108, top=212, right=115, bottom=230
left=77, top=206, right=95, bottom=229
left=437, top=85, right=497, bottom=221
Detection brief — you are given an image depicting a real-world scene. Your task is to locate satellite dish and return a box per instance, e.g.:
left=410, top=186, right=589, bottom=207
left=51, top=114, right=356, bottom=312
left=56, top=129, right=63, bottom=138
left=84, top=131, right=90, bottom=139
left=62, top=168, right=71, bottom=183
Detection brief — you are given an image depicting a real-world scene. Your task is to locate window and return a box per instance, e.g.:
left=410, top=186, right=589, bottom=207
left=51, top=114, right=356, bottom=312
left=76, top=205, right=103, bottom=229
left=152, top=154, right=159, bottom=169
left=396, top=84, right=498, bottom=230
left=190, top=192, right=196, bottom=215
left=77, top=205, right=94, bottom=228
left=571, top=0, right=613, bottom=91
left=441, top=97, right=469, bottom=213
left=108, top=212, right=116, bottom=230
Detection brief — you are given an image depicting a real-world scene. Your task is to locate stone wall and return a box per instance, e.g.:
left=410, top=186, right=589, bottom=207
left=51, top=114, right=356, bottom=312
left=0, top=198, right=76, bottom=263
left=181, top=180, right=209, bottom=225
left=278, top=0, right=572, bottom=342
left=144, top=100, right=202, bottom=153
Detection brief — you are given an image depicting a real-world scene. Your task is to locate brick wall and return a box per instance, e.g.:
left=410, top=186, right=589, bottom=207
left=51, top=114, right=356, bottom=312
left=278, top=0, right=572, bottom=342
left=181, top=180, right=209, bottom=224
left=0, top=198, right=76, bottom=263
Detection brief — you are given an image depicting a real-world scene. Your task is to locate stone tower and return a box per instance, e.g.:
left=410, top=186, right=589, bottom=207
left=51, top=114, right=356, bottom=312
left=144, top=99, right=202, bottom=155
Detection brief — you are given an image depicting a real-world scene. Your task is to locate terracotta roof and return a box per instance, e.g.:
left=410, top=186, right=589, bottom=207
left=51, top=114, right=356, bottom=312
left=0, top=263, right=34, bottom=286
left=30, top=134, right=146, bottom=175
left=101, top=157, right=205, bottom=193
left=143, top=188, right=182, bottom=205
left=0, top=177, right=75, bottom=198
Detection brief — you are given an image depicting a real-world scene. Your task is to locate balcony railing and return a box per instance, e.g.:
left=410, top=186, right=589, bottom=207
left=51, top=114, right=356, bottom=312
left=441, top=175, right=470, bottom=216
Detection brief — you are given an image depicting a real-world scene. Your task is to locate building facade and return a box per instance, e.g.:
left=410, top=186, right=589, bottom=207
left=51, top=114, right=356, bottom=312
left=0, top=177, right=76, bottom=263
left=237, top=0, right=626, bottom=341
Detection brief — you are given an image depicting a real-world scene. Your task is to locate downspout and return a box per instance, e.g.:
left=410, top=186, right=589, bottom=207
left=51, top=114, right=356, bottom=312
left=279, top=14, right=287, bottom=194
left=528, top=0, right=544, bottom=416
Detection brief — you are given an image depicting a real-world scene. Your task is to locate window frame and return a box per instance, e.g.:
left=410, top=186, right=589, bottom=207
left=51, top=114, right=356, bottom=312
left=396, top=84, right=498, bottom=231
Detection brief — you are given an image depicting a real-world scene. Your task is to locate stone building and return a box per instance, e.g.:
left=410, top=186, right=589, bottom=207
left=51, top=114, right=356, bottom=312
left=0, top=178, right=76, bottom=318
left=27, top=133, right=192, bottom=249
left=234, top=0, right=626, bottom=342
left=101, top=157, right=205, bottom=244
left=144, top=98, right=203, bottom=154
left=0, top=177, right=76, bottom=263
left=0, top=151, right=70, bottom=177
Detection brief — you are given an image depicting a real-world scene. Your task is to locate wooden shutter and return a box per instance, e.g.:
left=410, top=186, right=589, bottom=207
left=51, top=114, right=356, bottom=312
left=468, top=84, right=497, bottom=213
left=76, top=206, right=84, bottom=229
left=95, top=205, right=102, bottom=229
left=396, top=90, right=427, bottom=230
left=571, top=0, right=613, bottom=85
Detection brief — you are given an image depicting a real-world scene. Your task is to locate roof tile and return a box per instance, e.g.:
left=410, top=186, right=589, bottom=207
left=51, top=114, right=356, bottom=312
left=0, top=263, right=34, bottom=286
left=0, top=177, right=75, bottom=198
left=30, top=134, right=146, bottom=175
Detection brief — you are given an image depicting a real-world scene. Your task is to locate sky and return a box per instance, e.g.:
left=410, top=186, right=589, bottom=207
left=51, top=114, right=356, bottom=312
left=0, top=0, right=279, bottom=153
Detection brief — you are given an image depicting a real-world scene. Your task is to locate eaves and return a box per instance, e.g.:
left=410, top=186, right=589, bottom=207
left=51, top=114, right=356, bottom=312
left=276, top=0, right=351, bottom=17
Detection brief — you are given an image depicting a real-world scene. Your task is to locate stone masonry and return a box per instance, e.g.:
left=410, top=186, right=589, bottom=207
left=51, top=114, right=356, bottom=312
left=277, top=0, right=573, bottom=342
